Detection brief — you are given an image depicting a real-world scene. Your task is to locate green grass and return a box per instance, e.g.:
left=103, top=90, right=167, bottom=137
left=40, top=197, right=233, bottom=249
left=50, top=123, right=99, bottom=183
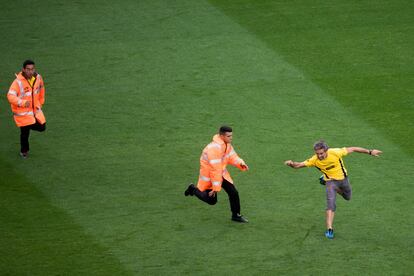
left=0, top=0, right=413, bottom=275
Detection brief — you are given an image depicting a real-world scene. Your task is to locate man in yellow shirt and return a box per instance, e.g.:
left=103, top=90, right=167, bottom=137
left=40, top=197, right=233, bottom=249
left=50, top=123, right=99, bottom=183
left=284, top=141, right=382, bottom=239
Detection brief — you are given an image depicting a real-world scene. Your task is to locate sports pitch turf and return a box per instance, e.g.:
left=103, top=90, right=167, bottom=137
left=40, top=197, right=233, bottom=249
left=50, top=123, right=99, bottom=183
left=0, top=0, right=413, bottom=275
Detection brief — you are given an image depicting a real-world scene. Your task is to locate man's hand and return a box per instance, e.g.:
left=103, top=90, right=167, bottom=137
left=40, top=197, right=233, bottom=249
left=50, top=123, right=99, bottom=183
left=370, top=149, right=382, bottom=157
left=284, top=160, right=294, bottom=167
left=24, top=101, right=31, bottom=108
left=208, top=190, right=216, bottom=197
left=240, top=160, right=249, bottom=171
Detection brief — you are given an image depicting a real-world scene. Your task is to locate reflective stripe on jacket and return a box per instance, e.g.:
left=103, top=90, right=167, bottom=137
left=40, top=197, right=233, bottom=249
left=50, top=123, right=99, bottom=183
left=7, top=72, right=46, bottom=127
left=197, top=134, right=246, bottom=192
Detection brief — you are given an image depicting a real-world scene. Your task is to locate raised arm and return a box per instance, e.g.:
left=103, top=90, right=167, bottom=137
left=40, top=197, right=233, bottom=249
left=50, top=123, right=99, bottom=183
left=346, top=147, right=382, bottom=157
left=284, top=160, right=306, bottom=169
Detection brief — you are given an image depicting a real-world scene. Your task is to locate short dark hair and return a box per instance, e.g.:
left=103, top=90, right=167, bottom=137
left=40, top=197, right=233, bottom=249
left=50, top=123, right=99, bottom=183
left=219, top=125, right=232, bottom=134
left=314, top=140, right=329, bottom=151
left=23, top=60, right=35, bottom=69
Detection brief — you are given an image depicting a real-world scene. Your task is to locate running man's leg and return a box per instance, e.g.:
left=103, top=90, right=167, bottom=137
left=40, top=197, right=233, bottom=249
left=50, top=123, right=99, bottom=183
left=20, top=125, right=31, bottom=153
left=326, top=181, right=337, bottom=230
left=193, top=188, right=217, bottom=205
left=221, top=179, right=240, bottom=216
left=20, top=121, right=46, bottom=155
left=338, top=178, right=352, bottom=201
left=30, top=121, right=46, bottom=132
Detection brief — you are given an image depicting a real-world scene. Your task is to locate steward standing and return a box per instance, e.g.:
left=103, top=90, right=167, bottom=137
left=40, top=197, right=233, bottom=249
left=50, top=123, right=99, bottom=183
left=7, top=60, right=46, bottom=158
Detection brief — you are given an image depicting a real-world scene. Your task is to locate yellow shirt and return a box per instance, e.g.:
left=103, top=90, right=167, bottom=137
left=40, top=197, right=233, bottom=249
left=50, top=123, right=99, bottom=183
left=27, top=76, right=36, bottom=87
left=304, top=148, right=348, bottom=180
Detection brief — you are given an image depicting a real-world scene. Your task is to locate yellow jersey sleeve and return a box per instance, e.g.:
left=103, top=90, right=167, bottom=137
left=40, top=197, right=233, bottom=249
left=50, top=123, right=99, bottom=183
left=331, top=147, right=348, bottom=158
left=304, top=155, right=317, bottom=167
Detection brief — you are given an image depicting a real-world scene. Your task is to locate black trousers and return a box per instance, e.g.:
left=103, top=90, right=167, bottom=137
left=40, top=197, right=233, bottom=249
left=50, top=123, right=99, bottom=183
left=194, top=178, right=241, bottom=216
left=20, top=121, right=46, bottom=153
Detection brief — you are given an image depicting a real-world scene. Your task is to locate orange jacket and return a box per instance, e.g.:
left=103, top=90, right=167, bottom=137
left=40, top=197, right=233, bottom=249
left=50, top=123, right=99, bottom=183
left=197, top=134, right=247, bottom=192
left=7, top=72, right=46, bottom=127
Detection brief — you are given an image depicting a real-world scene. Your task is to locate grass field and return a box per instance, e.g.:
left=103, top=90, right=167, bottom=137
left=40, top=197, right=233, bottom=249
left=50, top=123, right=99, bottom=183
left=0, top=0, right=413, bottom=275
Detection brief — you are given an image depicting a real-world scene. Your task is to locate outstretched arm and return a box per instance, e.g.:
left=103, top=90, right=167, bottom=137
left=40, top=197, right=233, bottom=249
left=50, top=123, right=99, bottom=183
left=346, top=147, right=382, bottom=157
left=284, top=160, right=306, bottom=169
left=227, top=146, right=249, bottom=171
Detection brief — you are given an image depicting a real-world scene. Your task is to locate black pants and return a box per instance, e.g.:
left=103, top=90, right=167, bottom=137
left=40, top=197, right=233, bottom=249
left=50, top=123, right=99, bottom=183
left=20, top=121, right=46, bottom=153
left=194, top=178, right=241, bottom=216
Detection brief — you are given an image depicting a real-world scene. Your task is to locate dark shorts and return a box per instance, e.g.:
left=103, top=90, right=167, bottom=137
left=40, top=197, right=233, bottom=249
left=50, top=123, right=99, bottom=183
left=326, top=177, right=352, bottom=211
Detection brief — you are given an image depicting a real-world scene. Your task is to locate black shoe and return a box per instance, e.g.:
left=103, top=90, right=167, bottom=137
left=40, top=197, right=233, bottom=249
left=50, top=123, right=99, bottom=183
left=319, top=175, right=326, bottom=185
left=231, top=214, right=248, bottom=223
left=184, top=183, right=195, bottom=196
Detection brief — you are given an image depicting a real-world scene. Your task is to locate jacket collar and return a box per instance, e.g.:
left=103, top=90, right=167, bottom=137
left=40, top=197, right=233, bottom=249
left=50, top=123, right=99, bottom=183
left=16, top=71, right=38, bottom=81
left=16, top=72, right=25, bottom=80
left=213, top=134, right=225, bottom=145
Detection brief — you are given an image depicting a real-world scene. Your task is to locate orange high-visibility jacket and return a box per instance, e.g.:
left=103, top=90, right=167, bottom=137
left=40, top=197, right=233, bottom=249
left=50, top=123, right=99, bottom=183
left=197, top=134, right=247, bottom=192
left=7, top=72, right=46, bottom=127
